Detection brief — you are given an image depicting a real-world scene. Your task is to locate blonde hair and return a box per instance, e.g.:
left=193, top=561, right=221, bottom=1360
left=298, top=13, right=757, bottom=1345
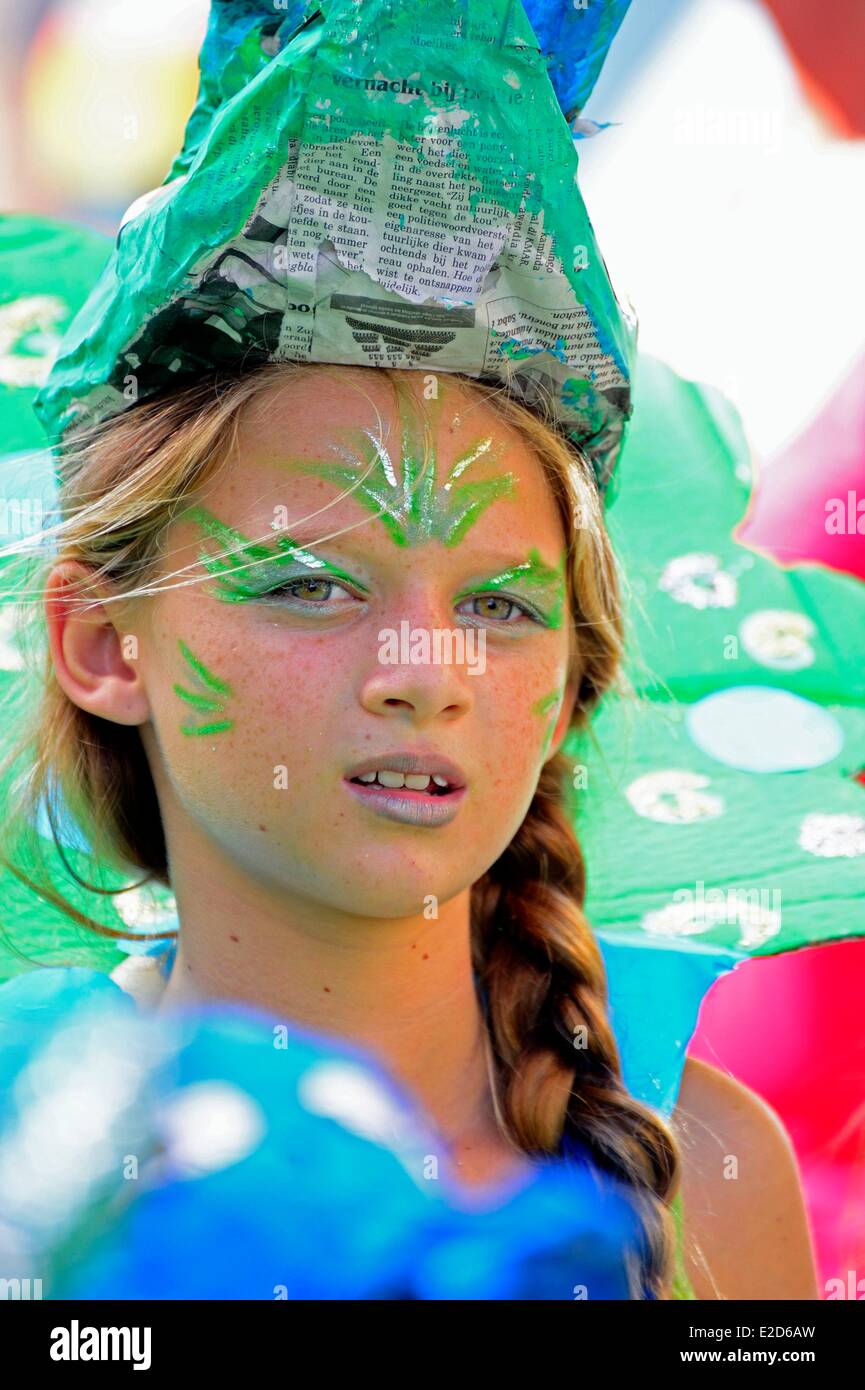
left=0, top=361, right=680, bottom=1296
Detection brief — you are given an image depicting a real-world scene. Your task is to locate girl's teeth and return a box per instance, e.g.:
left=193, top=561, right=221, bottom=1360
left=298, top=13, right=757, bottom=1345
left=354, top=771, right=444, bottom=791
left=377, top=770, right=406, bottom=788
left=404, top=773, right=431, bottom=790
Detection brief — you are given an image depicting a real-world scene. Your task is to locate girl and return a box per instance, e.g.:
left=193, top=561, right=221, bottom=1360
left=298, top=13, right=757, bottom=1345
left=2, top=356, right=817, bottom=1298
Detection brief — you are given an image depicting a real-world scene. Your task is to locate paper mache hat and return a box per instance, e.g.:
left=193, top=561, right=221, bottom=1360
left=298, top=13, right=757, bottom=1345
left=32, top=0, right=635, bottom=495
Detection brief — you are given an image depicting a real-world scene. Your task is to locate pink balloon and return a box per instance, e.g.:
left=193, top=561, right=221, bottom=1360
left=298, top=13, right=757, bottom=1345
left=689, top=940, right=865, bottom=1292
left=737, top=353, right=865, bottom=584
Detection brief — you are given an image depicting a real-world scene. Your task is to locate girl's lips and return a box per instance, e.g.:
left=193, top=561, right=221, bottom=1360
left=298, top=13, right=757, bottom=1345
left=343, top=777, right=466, bottom=827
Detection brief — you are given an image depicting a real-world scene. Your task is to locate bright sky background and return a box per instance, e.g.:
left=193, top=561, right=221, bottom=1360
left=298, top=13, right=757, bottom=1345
left=580, top=0, right=865, bottom=463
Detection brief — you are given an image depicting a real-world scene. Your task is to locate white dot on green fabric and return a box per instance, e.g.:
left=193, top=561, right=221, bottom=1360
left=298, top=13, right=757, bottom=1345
left=685, top=687, right=843, bottom=773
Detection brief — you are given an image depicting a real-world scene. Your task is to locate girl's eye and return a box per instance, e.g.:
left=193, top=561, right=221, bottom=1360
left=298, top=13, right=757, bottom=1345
left=247, top=577, right=544, bottom=623
left=456, top=594, right=544, bottom=625
left=259, top=577, right=360, bottom=607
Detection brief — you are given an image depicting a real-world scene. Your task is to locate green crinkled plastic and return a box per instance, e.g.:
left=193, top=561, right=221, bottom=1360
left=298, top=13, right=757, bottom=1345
left=0, top=216, right=137, bottom=983
left=569, top=355, right=865, bottom=959
left=33, top=0, right=635, bottom=494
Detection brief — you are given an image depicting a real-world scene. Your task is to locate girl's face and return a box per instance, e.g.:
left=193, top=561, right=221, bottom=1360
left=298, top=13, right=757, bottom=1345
left=134, top=370, right=577, bottom=916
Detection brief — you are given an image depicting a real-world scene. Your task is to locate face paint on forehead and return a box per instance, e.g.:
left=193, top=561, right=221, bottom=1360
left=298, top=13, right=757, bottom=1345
left=454, top=549, right=568, bottom=629
left=296, top=386, right=517, bottom=547
left=174, top=638, right=234, bottom=736
left=187, top=505, right=370, bottom=603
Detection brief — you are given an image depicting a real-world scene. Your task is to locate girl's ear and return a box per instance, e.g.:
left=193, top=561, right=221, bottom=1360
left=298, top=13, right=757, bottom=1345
left=544, top=675, right=580, bottom=762
left=45, top=561, right=151, bottom=727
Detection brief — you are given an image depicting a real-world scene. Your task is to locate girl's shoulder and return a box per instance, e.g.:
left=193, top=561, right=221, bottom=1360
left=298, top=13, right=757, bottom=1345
left=672, top=1056, right=819, bottom=1300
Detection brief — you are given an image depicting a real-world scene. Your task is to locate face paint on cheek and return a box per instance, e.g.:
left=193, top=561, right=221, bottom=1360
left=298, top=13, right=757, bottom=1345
left=295, top=389, right=517, bottom=547
left=173, top=638, right=235, bottom=736
left=532, top=685, right=565, bottom=757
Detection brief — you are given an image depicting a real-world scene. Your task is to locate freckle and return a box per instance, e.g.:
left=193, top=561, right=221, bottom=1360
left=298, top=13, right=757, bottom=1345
left=258, top=823, right=267, bottom=832
left=229, top=934, right=239, bottom=943
left=323, top=986, right=331, bottom=993
left=422, top=953, right=429, bottom=960
left=411, top=943, right=417, bottom=950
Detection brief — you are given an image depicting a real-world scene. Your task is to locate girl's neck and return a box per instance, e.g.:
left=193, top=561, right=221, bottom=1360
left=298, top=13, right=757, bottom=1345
left=155, top=854, right=501, bottom=1160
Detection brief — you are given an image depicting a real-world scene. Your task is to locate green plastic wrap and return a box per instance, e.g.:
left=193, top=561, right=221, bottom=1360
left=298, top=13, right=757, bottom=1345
left=569, top=356, right=865, bottom=957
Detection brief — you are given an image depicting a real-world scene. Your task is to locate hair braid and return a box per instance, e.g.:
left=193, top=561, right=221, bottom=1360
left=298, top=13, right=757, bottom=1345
left=472, top=751, right=680, bottom=1296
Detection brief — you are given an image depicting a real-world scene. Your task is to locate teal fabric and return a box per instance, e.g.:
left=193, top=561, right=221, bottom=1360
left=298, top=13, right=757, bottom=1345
left=595, top=929, right=742, bottom=1118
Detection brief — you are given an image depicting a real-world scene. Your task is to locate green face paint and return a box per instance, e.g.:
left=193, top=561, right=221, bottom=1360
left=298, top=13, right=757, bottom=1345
left=533, top=689, right=563, bottom=719
left=187, top=505, right=370, bottom=604
left=174, top=638, right=234, bottom=736
left=298, top=389, right=516, bottom=547
left=453, top=549, right=567, bottom=629
left=532, top=685, right=565, bottom=757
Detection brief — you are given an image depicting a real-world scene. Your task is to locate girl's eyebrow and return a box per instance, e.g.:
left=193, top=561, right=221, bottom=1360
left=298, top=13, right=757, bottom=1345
left=452, top=550, right=567, bottom=626
left=452, top=549, right=566, bottom=595
left=186, top=505, right=371, bottom=599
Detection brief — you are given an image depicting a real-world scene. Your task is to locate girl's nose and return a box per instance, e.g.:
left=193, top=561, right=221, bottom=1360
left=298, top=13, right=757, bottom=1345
left=358, top=615, right=479, bottom=723
left=359, top=665, right=473, bottom=723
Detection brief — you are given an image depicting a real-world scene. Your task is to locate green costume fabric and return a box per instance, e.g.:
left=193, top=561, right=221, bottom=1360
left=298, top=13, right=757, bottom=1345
left=567, top=354, right=865, bottom=958
left=0, top=216, right=126, bottom=980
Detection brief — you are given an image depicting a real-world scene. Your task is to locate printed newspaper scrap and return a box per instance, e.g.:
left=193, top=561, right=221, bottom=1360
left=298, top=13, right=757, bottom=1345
left=35, top=0, right=635, bottom=494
